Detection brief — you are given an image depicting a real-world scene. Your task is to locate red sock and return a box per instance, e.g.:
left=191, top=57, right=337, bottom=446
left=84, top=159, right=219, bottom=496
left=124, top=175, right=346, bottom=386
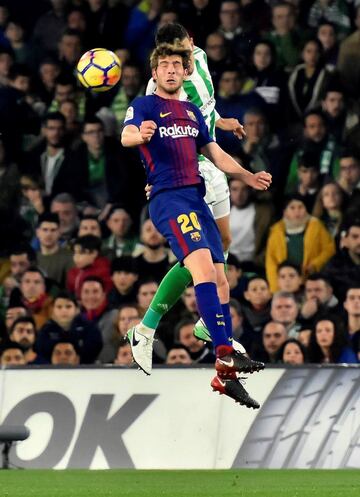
left=216, top=344, right=233, bottom=358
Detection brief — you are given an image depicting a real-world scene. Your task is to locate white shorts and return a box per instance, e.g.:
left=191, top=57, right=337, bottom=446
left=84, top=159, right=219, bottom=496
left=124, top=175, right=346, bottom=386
left=199, top=157, right=230, bottom=220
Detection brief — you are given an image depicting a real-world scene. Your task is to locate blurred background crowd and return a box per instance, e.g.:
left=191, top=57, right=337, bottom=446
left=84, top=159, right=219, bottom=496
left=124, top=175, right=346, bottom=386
left=0, top=0, right=360, bottom=368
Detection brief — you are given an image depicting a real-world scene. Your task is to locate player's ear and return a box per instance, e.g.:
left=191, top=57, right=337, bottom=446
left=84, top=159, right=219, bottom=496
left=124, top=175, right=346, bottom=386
left=151, top=68, right=157, bottom=81
left=189, top=37, right=194, bottom=50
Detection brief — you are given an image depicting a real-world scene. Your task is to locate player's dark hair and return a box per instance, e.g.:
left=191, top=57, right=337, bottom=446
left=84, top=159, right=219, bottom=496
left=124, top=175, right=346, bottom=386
left=155, top=22, right=189, bottom=45
left=150, top=42, right=191, bottom=71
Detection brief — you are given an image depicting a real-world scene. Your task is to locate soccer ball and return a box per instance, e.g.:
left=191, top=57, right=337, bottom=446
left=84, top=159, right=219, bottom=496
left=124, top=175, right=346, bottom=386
left=76, top=48, right=121, bottom=92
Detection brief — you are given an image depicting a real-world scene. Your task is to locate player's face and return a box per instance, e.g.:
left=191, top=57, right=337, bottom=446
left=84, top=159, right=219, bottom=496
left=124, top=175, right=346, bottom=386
left=152, top=55, right=185, bottom=95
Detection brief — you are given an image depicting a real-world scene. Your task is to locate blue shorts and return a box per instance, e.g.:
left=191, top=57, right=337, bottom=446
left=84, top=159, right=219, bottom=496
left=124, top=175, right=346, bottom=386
left=149, top=186, right=224, bottom=264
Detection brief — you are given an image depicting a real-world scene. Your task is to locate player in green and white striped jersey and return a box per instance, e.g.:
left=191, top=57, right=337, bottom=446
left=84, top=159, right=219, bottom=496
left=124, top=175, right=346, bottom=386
left=128, top=23, right=258, bottom=373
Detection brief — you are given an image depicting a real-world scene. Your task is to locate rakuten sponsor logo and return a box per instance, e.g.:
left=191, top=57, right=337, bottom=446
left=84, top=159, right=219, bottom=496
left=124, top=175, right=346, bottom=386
left=159, top=124, right=199, bottom=139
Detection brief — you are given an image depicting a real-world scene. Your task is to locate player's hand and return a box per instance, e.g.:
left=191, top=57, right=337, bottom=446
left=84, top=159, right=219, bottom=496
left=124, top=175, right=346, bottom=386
left=248, top=171, right=272, bottom=190
left=218, top=118, right=246, bottom=139
left=140, top=120, right=157, bottom=142
left=145, top=183, right=153, bottom=200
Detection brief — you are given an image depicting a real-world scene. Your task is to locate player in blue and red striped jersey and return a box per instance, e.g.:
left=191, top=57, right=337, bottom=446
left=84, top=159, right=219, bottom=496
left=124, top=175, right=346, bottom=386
left=121, top=42, right=272, bottom=408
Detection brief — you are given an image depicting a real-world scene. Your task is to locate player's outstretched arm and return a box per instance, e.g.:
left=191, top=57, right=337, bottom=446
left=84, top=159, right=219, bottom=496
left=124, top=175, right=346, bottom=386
left=201, top=141, right=272, bottom=190
left=215, top=117, right=246, bottom=140
left=121, top=121, right=157, bottom=147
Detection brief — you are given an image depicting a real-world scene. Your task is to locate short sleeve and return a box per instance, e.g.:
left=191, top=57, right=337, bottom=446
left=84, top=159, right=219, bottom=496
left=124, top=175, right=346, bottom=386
left=192, top=104, right=213, bottom=149
left=123, top=96, right=147, bottom=128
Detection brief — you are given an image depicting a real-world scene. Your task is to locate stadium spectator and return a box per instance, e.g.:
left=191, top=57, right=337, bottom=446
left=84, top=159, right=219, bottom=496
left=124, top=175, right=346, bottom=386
left=242, top=276, right=272, bottom=335
left=134, top=219, right=172, bottom=283
left=317, top=21, right=339, bottom=70
left=50, top=193, right=79, bottom=243
left=8, top=316, right=37, bottom=364
left=114, top=341, right=134, bottom=366
left=0, top=341, right=26, bottom=365
left=229, top=178, right=273, bottom=268
left=7, top=244, right=36, bottom=285
left=4, top=304, right=28, bottom=334
left=50, top=340, right=80, bottom=366
left=320, top=83, right=358, bottom=143
left=174, top=317, right=213, bottom=363
left=216, top=67, right=267, bottom=154
left=337, top=5, right=360, bottom=99
left=287, top=38, right=331, bottom=121
left=266, top=1, right=302, bottom=71
left=270, top=291, right=301, bottom=338
left=204, top=32, right=230, bottom=91
left=66, top=235, right=112, bottom=299
left=285, top=111, right=342, bottom=193
left=217, top=0, right=258, bottom=62
left=308, top=317, right=358, bottom=363
left=35, top=58, right=61, bottom=107
left=0, top=62, right=39, bottom=160
left=336, top=151, right=360, bottom=197
left=58, top=99, right=82, bottom=148
left=137, top=279, right=159, bottom=315
left=312, top=181, right=346, bottom=238
left=166, top=344, right=193, bottom=365
left=11, top=267, right=53, bottom=329
left=265, top=194, right=335, bottom=292
left=78, top=275, right=117, bottom=356
left=343, top=286, right=360, bottom=353
left=242, top=41, right=288, bottom=128
left=57, top=28, right=83, bottom=73
left=36, top=291, right=102, bottom=364
left=308, top=0, right=351, bottom=40
left=4, top=18, right=32, bottom=65
left=252, top=320, right=288, bottom=362
left=98, top=303, right=141, bottom=364
left=78, top=215, right=102, bottom=238
left=102, top=206, right=138, bottom=259
left=36, top=212, right=73, bottom=287
left=237, top=108, right=287, bottom=191
left=276, top=261, right=303, bottom=299
left=108, top=256, right=139, bottom=309
left=22, top=112, right=81, bottom=200
left=276, top=337, right=307, bottom=364
left=323, top=220, right=360, bottom=301
left=18, top=174, right=46, bottom=237
left=68, top=117, right=131, bottom=209
left=226, top=253, right=247, bottom=302
left=299, top=273, right=339, bottom=328
left=287, top=150, right=321, bottom=213
left=31, top=0, right=68, bottom=58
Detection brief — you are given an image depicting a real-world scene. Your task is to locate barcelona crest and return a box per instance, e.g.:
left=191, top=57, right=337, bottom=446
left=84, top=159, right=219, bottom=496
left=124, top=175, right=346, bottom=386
left=190, top=231, right=201, bottom=242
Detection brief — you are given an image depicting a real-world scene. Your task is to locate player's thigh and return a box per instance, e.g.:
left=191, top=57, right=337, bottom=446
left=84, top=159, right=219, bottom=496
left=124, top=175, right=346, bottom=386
left=184, top=248, right=216, bottom=284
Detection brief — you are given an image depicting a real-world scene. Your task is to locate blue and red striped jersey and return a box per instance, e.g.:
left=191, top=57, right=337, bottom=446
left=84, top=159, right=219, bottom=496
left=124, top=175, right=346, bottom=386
left=124, top=94, right=213, bottom=198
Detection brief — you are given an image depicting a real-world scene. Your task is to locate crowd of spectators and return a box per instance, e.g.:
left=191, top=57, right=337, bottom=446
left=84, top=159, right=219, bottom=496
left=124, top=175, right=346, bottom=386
left=0, top=0, right=360, bottom=367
